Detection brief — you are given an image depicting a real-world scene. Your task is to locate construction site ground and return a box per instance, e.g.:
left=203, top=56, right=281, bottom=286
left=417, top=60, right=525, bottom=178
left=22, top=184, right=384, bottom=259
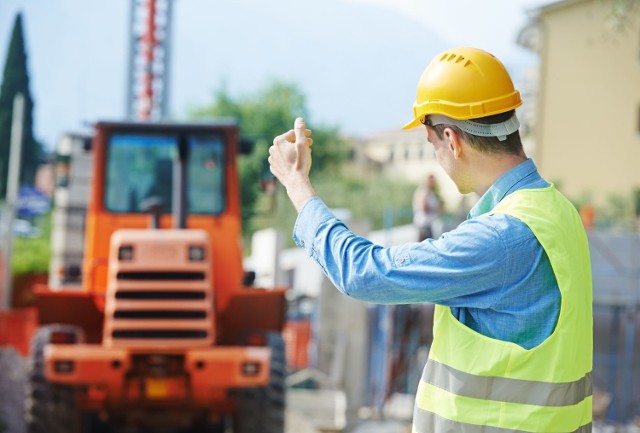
left=0, top=346, right=408, bottom=433
left=2, top=346, right=640, bottom=433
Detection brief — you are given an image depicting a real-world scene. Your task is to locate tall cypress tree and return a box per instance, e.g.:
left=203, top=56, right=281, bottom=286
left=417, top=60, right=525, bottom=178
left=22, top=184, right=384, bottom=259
left=0, top=12, right=42, bottom=197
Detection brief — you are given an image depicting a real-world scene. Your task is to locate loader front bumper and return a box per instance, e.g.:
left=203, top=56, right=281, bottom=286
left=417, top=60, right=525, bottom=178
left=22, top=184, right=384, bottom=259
left=44, top=344, right=271, bottom=405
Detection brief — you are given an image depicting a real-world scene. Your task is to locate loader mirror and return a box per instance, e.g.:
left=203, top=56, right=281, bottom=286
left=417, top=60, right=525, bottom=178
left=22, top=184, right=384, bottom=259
left=243, top=271, right=256, bottom=287
left=238, top=138, right=254, bottom=155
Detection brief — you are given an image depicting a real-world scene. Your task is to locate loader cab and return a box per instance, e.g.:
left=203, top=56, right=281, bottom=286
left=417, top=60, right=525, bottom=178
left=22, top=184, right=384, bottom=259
left=83, top=122, right=245, bottom=311
left=104, top=132, right=225, bottom=217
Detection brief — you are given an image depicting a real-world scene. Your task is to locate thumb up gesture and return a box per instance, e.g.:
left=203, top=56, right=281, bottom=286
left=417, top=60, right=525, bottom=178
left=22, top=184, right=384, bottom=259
left=269, top=117, right=316, bottom=211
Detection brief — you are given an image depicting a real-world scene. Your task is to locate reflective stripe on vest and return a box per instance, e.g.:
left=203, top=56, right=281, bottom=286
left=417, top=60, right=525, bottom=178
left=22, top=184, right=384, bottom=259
left=415, top=379, right=593, bottom=432
left=412, top=408, right=592, bottom=433
left=412, top=186, right=593, bottom=433
left=422, top=359, right=592, bottom=407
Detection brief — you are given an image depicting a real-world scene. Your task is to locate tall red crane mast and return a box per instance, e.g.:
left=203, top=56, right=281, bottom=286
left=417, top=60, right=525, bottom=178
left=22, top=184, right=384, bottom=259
left=125, top=0, right=173, bottom=121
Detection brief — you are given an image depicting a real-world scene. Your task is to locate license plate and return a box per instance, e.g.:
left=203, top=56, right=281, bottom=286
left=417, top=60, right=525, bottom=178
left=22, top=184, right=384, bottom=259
left=146, top=378, right=168, bottom=399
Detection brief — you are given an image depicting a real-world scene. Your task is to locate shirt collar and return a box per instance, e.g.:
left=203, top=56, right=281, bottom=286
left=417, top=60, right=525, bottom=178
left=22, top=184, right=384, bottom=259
left=468, top=158, right=540, bottom=219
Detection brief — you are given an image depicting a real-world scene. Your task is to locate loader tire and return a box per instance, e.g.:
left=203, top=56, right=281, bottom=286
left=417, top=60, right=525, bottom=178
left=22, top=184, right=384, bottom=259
left=234, top=332, right=286, bottom=433
left=24, top=325, right=82, bottom=433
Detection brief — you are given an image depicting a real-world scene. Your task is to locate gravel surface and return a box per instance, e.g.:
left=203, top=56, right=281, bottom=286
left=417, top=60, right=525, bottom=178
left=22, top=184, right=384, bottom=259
left=285, top=410, right=322, bottom=433
left=0, top=348, right=26, bottom=433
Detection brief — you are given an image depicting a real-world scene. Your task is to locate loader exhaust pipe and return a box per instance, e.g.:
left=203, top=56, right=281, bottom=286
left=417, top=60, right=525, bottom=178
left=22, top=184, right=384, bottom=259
left=140, top=196, right=164, bottom=229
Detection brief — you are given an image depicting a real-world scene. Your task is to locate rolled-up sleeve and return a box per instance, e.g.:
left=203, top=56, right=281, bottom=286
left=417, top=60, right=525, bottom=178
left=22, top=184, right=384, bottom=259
left=293, top=197, right=510, bottom=307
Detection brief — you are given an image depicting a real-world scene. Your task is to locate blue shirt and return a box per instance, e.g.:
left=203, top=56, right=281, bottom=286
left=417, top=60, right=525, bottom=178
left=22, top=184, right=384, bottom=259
left=293, top=159, right=560, bottom=349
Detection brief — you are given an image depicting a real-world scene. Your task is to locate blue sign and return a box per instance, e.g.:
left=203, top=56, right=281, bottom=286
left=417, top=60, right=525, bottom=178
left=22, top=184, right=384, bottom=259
left=16, top=186, right=51, bottom=218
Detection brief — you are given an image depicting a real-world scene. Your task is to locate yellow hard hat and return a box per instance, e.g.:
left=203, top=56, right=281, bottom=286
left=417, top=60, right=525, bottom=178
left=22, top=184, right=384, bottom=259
left=403, top=47, right=522, bottom=129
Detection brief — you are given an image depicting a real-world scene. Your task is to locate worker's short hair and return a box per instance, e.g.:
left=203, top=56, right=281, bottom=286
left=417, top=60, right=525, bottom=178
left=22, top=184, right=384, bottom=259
left=431, top=110, right=524, bottom=156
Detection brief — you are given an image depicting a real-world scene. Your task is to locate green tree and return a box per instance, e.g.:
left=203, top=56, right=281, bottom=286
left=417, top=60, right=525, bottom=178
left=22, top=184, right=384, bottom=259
left=191, top=79, right=349, bottom=233
left=190, top=79, right=419, bottom=249
left=0, top=13, right=42, bottom=197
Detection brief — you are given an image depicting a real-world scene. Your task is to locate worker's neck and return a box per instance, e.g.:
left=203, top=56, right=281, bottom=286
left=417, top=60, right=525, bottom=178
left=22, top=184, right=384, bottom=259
left=472, top=152, right=527, bottom=196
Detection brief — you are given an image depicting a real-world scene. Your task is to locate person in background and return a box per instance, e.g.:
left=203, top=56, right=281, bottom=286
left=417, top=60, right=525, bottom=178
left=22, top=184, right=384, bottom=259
left=412, top=174, right=443, bottom=241
left=268, top=47, right=593, bottom=433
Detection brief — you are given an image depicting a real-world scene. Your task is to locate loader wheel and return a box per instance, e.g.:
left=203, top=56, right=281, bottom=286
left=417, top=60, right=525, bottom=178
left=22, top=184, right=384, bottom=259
left=24, top=325, right=82, bottom=433
left=234, top=332, right=286, bottom=433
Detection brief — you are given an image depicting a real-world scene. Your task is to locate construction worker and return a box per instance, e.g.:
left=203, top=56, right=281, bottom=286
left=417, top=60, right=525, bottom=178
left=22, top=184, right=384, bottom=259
left=268, top=47, right=593, bottom=432
left=412, top=174, right=443, bottom=241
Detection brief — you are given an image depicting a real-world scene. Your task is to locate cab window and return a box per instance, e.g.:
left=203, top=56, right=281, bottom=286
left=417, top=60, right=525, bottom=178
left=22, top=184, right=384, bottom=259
left=105, top=133, right=225, bottom=214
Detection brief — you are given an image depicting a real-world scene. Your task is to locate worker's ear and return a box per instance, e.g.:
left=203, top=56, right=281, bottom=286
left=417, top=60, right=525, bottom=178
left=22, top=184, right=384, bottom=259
left=443, top=127, right=462, bottom=159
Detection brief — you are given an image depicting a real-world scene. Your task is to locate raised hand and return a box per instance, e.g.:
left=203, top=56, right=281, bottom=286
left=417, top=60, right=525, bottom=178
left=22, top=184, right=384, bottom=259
left=268, top=117, right=316, bottom=212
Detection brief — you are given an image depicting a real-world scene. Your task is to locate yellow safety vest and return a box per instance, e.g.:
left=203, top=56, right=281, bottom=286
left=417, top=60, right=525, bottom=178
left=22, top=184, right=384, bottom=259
left=413, top=186, right=593, bottom=433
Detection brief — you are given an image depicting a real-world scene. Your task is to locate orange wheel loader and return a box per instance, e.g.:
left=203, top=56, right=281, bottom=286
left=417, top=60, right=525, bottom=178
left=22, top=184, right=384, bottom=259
left=24, top=121, right=287, bottom=433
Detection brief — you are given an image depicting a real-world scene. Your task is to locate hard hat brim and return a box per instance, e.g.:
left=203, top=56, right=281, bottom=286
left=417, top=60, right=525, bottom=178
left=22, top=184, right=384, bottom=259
left=402, top=117, right=422, bottom=130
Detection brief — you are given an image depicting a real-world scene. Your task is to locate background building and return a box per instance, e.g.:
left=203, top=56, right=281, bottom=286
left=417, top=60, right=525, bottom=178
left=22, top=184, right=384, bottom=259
left=521, top=0, right=640, bottom=215
left=354, top=128, right=465, bottom=213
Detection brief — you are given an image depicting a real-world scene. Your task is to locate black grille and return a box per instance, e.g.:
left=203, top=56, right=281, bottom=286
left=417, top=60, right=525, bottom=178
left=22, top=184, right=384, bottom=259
left=114, top=310, right=207, bottom=319
left=112, top=330, right=208, bottom=339
left=115, top=291, right=206, bottom=300
left=116, top=271, right=205, bottom=281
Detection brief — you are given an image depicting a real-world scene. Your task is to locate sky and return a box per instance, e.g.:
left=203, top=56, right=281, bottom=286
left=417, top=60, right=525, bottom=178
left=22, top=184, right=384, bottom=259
left=0, top=0, right=555, bottom=150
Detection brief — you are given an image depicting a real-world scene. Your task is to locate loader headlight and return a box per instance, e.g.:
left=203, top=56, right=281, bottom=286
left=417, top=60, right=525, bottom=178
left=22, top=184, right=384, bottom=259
left=241, top=362, right=261, bottom=377
left=54, top=360, right=75, bottom=374
left=188, top=246, right=205, bottom=261
left=118, top=245, right=134, bottom=261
